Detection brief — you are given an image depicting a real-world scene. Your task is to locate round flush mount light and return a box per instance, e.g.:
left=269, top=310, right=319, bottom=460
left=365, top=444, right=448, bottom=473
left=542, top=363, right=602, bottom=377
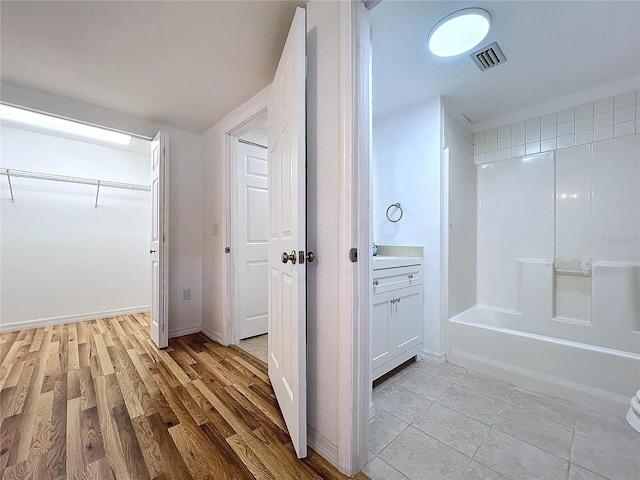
left=428, top=8, right=491, bottom=57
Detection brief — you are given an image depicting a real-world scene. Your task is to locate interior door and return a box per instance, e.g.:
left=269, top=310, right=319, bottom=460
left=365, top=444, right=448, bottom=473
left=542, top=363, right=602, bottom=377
left=236, top=139, right=269, bottom=339
left=150, top=131, right=168, bottom=349
left=267, top=7, right=307, bottom=459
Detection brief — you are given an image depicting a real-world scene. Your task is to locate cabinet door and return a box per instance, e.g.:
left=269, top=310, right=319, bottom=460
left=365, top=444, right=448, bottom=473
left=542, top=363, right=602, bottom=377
left=393, top=285, right=423, bottom=357
left=371, top=291, right=394, bottom=372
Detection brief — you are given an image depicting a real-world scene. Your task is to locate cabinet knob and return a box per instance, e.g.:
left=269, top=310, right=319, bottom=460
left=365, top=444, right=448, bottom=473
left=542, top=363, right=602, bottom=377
left=373, top=280, right=379, bottom=286
left=397, top=298, right=401, bottom=303
left=408, top=274, right=413, bottom=279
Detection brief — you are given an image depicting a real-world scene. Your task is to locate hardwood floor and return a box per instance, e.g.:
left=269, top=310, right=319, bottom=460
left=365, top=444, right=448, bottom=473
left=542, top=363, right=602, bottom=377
left=0, top=314, right=368, bottom=480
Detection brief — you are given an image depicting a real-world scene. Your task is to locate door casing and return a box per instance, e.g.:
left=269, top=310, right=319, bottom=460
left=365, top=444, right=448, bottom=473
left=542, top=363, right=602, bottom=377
left=222, top=101, right=269, bottom=346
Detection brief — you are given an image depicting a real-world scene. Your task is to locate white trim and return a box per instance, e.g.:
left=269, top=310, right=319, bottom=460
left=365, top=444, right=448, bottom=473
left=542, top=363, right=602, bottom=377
left=368, top=402, right=376, bottom=423
left=0, top=306, right=150, bottom=333
left=218, top=86, right=270, bottom=346
left=168, top=324, right=201, bottom=338
left=336, top=1, right=371, bottom=475
left=200, top=323, right=224, bottom=344
left=308, top=425, right=339, bottom=466
left=421, top=350, right=447, bottom=366
left=336, top=0, right=355, bottom=473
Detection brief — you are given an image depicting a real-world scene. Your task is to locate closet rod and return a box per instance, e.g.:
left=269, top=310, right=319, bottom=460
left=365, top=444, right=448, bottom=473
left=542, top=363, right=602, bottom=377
left=0, top=168, right=150, bottom=192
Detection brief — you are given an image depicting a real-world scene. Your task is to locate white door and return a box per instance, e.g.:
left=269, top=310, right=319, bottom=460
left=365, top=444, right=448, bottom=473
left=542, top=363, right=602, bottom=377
left=393, top=285, right=423, bottom=357
left=150, top=131, right=168, bottom=349
left=236, top=139, right=269, bottom=339
left=268, top=7, right=307, bottom=459
left=371, top=291, right=393, bottom=374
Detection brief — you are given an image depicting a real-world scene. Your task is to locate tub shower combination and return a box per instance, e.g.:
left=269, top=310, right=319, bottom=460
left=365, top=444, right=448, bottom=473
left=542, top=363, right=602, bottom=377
left=446, top=134, right=639, bottom=416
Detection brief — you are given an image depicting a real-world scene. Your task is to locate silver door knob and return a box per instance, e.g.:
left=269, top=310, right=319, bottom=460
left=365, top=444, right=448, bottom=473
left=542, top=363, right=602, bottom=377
left=281, top=250, right=297, bottom=264
left=306, top=251, right=315, bottom=263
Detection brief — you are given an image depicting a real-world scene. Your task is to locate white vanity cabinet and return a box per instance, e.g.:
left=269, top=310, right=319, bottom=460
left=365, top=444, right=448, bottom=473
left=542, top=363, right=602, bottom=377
left=371, top=259, right=423, bottom=381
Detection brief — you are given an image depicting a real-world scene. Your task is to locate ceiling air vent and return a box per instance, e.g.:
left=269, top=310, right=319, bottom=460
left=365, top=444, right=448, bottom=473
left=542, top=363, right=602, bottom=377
left=471, top=42, right=507, bottom=71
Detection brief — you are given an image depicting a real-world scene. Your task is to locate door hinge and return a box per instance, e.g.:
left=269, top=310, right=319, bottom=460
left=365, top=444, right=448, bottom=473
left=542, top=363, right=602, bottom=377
left=349, top=248, right=358, bottom=263
left=225, top=247, right=231, bottom=253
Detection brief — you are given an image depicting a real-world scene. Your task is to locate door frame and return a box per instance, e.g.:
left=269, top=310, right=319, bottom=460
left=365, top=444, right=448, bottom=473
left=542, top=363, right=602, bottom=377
left=335, top=0, right=371, bottom=474
left=228, top=114, right=268, bottom=345
left=221, top=87, right=270, bottom=346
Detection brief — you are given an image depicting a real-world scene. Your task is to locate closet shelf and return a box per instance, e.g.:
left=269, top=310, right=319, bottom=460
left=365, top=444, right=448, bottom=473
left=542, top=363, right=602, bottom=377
left=1, top=167, right=150, bottom=207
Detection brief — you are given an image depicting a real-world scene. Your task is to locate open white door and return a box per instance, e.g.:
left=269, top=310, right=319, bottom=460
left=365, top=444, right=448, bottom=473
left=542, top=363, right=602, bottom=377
left=268, top=7, right=308, bottom=459
left=235, top=139, right=269, bottom=339
left=150, top=131, right=168, bottom=349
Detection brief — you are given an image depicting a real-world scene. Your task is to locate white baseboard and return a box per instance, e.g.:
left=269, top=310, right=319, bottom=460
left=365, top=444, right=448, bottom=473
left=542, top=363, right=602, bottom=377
left=369, top=402, right=376, bottom=423
left=308, top=425, right=339, bottom=467
left=421, top=350, right=447, bottom=366
left=168, top=324, right=201, bottom=338
left=200, top=323, right=225, bottom=345
left=0, top=306, right=150, bottom=333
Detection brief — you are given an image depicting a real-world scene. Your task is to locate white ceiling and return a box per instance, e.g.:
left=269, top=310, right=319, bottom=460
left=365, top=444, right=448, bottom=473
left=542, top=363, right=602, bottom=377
left=0, top=1, right=303, bottom=134
left=2, top=1, right=638, bottom=133
left=371, top=1, right=640, bottom=123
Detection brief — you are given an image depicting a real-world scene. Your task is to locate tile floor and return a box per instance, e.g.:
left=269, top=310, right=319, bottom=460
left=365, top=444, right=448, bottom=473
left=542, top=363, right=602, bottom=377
left=237, top=333, right=268, bottom=362
left=365, top=360, right=640, bottom=480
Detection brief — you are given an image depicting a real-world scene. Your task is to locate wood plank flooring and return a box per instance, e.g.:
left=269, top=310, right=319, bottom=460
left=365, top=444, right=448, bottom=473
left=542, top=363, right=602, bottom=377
left=0, top=314, right=368, bottom=480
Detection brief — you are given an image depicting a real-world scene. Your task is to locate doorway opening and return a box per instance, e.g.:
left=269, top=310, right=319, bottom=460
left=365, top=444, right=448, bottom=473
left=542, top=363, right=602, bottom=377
left=233, top=122, right=270, bottom=363
left=223, top=107, right=268, bottom=353
left=0, top=105, right=167, bottom=347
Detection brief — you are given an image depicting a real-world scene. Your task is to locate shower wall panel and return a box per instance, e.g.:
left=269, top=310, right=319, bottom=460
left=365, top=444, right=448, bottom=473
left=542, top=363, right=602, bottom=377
left=474, top=134, right=639, bottom=352
left=476, top=152, right=554, bottom=312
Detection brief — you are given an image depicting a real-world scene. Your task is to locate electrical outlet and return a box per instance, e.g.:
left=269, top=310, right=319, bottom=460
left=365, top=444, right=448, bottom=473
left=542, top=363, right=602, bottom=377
left=213, top=224, right=220, bottom=235
left=183, top=288, right=191, bottom=301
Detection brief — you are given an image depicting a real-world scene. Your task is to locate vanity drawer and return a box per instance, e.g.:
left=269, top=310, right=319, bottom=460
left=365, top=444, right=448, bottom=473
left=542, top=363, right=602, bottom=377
left=373, top=265, right=422, bottom=294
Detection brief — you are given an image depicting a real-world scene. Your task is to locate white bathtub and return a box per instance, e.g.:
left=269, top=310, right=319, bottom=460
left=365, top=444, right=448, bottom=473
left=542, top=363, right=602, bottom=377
left=445, top=306, right=640, bottom=416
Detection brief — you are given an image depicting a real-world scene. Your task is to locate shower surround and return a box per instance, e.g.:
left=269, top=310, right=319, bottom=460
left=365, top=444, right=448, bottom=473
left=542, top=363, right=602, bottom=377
left=446, top=113, right=639, bottom=415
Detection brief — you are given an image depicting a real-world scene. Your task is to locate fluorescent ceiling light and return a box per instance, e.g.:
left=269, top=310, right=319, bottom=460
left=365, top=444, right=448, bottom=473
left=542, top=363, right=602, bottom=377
left=428, top=8, right=491, bottom=57
left=0, top=104, right=132, bottom=145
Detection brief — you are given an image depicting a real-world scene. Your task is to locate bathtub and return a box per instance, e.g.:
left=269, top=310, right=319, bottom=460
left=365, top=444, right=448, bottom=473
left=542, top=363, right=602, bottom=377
left=445, top=306, right=640, bottom=416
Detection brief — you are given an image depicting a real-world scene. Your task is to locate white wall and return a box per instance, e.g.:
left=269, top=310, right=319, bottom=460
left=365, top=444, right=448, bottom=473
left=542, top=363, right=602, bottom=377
left=1, top=126, right=150, bottom=328
left=0, top=82, right=203, bottom=336
left=372, top=99, right=443, bottom=358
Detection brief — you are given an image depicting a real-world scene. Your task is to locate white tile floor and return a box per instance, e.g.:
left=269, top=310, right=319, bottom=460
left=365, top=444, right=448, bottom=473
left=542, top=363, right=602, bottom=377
left=237, top=334, right=268, bottom=363
left=365, top=360, right=640, bottom=480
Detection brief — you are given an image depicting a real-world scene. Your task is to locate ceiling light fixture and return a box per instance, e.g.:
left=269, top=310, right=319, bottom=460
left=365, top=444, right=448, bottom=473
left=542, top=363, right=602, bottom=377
left=428, top=8, right=491, bottom=57
left=0, top=104, right=132, bottom=145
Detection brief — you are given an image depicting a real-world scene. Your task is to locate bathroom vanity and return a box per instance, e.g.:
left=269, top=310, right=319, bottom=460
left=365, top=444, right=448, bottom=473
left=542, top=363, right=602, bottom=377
left=371, top=250, right=423, bottom=381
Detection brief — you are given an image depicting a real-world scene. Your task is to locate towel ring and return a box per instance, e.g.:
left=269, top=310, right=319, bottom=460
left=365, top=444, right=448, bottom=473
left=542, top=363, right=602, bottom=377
left=386, top=202, right=403, bottom=223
